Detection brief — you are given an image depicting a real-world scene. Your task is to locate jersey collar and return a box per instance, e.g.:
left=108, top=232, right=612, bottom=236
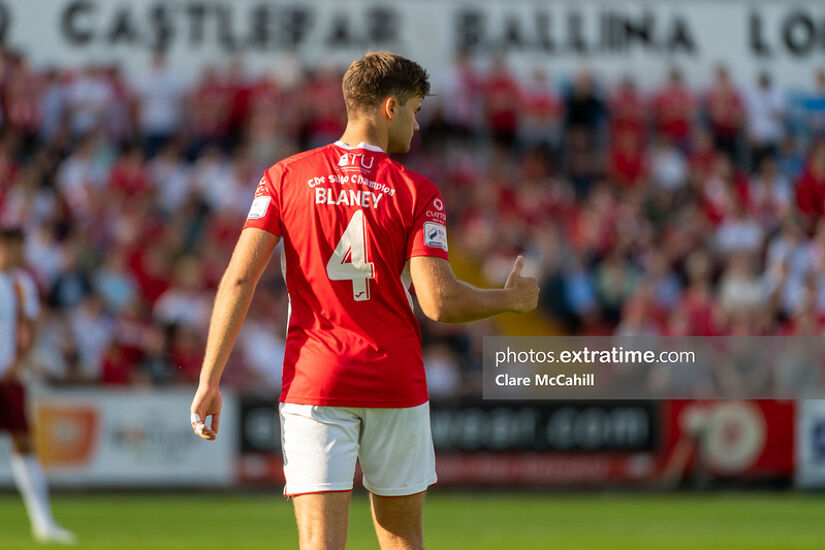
left=333, top=140, right=385, bottom=153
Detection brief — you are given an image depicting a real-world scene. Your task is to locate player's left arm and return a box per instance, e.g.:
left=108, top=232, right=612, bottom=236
left=14, top=318, right=36, bottom=362
left=190, top=227, right=279, bottom=441
left=405, top=184, right=538, bottom=322
left=411, top=255, right=538, bottom=323
left=17, top=274, right=39, bottom=355
left=7, top=320, right=36, bottom=381
left=4, top=277, right=37, bottom=382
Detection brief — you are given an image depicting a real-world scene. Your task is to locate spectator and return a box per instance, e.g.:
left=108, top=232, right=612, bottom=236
left=107, top=145, right=150, bottom=198
left=48, top=244, right=91, bottom=309
left=796, top=140, right=825, bottom=224
left=302, top=66, right=346, bottom=149
left=607, top=129, right=646, bottom=188
left=564, top=68, right=604, bottom=138
left=706, top=65, right=744, bottom=160
left=715, top=201, right=765, bottom=257
left=748, top=156, right=792, bottom=229
left=609, top=75, right=646, bottom=142
left=132, top=52, right=184, bottom=156
left=170, top=327, right=205, bottom=385
left=102, top=65, right=133, bottom=143
left=649, top=135, right=688, bottom=192
left=93, top=250, right=138, bottom=314
left=801, top=68, right=825, bottom=140
left=64, top=64, right=115, bottom=138
left=153, top=255, right=209, bottom=330
left=138, top=327, right=175, bottom=385
left=596, top=251, right=641, bottom=322
left=778, top=134, right=804, bottom=180
left=3, top=52, right=42, bottom=140
left=484, top=55, right=521, bottom=147
left=38, top=69, right=65, bottom=143
left=191, top=145, right=235, bottom=211
left=423, top=343, right=461, bottom=399
left=56, top=134, right=110, bottom=219
left=615, top=290, right=660, bottom=336
left=653, top=68, right=695, bottom=148
left=100, top=343, right=135, bottom=385
left=187, top=65, right=232, bottom=154
left=519, top=68, right=561, bottom=150
left=437, top=49, right=481, bottom=139
left=69, top=294, right=114, bottom=381
left=677, top=251, right=722, bottom=336
left=719, top=255, right=764, bottom=314
left=745, top=72, right=785, bottom=168
left=148, top=142, right=192, bottom=213
left=2, top=49, right=825, bottom=395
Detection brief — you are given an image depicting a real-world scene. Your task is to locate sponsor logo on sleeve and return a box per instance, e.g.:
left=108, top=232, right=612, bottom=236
left=247, top=196, right=270, bottom=220
left=253, top=176, right=268, bottom=197
left=426, top=196, right=447, bottom=223
left=423, top=222, right=448, bottom=251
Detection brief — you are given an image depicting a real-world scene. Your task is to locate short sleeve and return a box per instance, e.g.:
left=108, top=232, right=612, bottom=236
left=243, top=165, right=282, bottom=236
left=407, top=186, right=449, bottom=260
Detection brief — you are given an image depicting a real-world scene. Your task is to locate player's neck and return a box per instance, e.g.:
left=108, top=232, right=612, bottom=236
left=339, top=121, right=387, bottom=153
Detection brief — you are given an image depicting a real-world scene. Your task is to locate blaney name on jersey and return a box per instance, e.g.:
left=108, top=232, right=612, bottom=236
left=314, top=188, right=385, bottom=208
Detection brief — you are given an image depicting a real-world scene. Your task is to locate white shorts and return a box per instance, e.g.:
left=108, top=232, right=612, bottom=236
left=279, top=401, right=437, bottom=497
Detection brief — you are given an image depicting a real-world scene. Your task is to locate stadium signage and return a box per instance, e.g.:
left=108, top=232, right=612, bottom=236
left=457, top=7, right=825, bottom=59
left=749, top=11, right=825, bottom=57
left=663, top=400, right=795, bottom=480
left=237, top=399, right=659, bottom=454
left=55, top=1, right=398, bottom=52
left=239, top=399, right=281, bottom=453
left=0, top=389, right=238, bottom=488
left=456, top=9, right=696, bottom=55
left=796, top=400, right=825, bottom=488
left=1, top=0, right=825, bottom=87
left=233, top=398, right=660, bottom=485
left=430, top=401, right=658, bottom=452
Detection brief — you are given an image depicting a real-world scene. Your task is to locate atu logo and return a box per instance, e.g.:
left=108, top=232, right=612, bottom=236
left=337, top=153, right=375, bottom=173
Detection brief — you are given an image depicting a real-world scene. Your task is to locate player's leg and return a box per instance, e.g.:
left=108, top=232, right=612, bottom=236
left=10, top=431, right=53, bottom=532
left=3, top=383, right=76, bottom=544
left=358, top=403, right=436, bottom=550
left=280, top=403, right=362, bottom=550
left=292, top=492, right=351, bottom=550
left=369, top=492, right=426, bottom=550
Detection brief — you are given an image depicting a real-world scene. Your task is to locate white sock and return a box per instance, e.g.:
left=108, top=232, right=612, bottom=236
left=11, top=453, right=56, bottom=532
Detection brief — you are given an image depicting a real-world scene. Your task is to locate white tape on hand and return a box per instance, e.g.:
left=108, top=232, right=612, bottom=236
left=190, top=413, right=201, bottom=424
left=195, top=422, right=206, bottom=435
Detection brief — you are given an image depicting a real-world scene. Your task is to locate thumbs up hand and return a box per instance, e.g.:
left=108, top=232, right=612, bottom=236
left=504, top=256, right=540, bottom=314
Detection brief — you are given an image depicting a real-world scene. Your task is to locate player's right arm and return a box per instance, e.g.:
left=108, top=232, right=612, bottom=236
left=410, top=255, right=539, bottom=323
left=190, top=227, right=279, bottom=440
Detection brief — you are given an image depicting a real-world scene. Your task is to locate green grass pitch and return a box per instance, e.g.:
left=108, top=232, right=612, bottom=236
left=1, top=492, right=824, bottom=549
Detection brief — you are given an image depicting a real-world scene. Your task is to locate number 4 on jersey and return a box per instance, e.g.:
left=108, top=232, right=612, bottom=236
left=326, top=210, right=375, bottom=301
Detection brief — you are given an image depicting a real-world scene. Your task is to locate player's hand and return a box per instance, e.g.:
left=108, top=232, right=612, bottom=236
left=504, top=255, right=539, bottom=313
left=190, top=384, right=222, bottom=441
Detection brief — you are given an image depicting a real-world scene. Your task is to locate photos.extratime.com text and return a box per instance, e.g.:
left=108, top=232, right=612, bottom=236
left=494, top=346, right=696, bottom=368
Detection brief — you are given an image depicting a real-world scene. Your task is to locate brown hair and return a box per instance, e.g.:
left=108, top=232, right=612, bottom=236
left=342, top=52, right=430, bottom=114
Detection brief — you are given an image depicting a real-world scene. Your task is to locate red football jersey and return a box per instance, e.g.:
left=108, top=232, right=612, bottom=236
left=243, top=142, right=448, bottom=407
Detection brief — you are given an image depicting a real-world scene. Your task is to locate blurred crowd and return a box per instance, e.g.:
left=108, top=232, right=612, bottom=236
left=0, top=48, right=824, bottom=398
